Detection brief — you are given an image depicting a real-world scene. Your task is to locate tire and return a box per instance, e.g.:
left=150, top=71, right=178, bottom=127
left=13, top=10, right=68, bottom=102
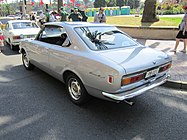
left=66, top=74, right=90, bottom=105
left=8, top=39, right=15, bottom=51
left=22, top=51, right=35, bottom=70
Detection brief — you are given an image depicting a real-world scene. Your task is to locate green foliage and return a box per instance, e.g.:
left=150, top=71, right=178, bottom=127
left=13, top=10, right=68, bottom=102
left=116, top=0, right=124, bottom=7
left=94, top=0, right=106, bottom=8
left=157, top=3, right=184, bottom=15
left=126, top=0, right=140, bottom=9
left=107, top=0, right=116, bottom=7
left=0, top=3, right=16, bottom=16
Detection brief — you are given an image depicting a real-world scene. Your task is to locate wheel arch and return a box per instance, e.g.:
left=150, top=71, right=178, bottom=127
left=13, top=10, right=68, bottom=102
left=62, top=70, right=84, bottom=85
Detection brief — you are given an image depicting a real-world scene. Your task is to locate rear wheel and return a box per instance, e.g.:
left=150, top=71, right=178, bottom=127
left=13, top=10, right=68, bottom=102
left=66, top=74, right=90, bottom=105
left=8, top=38, right=15, bottom=50
left=22, top=51, right=35, bottom=70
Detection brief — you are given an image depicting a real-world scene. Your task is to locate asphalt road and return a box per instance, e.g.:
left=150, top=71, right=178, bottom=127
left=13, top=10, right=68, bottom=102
left=0, top=46, right=187, bottom=140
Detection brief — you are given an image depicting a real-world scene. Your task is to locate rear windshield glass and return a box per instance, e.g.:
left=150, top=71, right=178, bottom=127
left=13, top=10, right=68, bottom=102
left=75, top=26, right=138, bottom=51
left=12, top=22, right=38, bottom=29
left=0, top=19, right=12, bottom=24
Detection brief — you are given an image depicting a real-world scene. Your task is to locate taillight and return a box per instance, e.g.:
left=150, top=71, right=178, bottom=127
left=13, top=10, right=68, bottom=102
left=159, top=63, right=172, bottom=73
left=13, top=36, right=21, bottom=39
left=121, top=73, right=145, bottom=86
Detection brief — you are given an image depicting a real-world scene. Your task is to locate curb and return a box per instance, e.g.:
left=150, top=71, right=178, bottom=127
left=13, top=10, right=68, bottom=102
left=162, top=80, right=187, bottom=91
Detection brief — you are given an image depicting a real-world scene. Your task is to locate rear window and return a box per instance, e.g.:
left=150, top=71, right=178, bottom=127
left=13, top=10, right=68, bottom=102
left=12, top=22, right=38, bottom=29
left=0, top=19, right=13, bottom=24
left=75, top=26, right=138, bottom=51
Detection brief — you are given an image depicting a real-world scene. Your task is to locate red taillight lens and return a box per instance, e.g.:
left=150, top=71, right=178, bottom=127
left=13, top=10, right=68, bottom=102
left=13, top=36, right=21, bottom=39
left=122, top=73, right=145, bottom=86
left=159, top=63, right=172, bottom=73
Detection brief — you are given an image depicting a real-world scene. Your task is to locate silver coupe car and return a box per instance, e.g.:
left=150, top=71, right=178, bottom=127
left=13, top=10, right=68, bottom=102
left=19, top=22, right=172, bottom=105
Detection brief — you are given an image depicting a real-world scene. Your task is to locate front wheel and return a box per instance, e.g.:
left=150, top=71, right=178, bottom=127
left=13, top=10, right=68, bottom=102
left=66, top=74, right=90, bottom=105
left=22, top=51, right=35, bottom=70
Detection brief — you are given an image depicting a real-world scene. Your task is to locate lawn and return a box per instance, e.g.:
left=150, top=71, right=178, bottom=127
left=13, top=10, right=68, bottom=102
left=87, top=16, right=182, bottom=27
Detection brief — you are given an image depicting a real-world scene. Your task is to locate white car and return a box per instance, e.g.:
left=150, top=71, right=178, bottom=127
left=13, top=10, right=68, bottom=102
left=3, top=20, right=40, bottom=50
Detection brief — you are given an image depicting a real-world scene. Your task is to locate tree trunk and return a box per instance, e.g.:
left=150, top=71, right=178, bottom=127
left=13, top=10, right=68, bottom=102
left=58, top=0, right=63, bottom=11
left=141, top=0, right=159, bottom=22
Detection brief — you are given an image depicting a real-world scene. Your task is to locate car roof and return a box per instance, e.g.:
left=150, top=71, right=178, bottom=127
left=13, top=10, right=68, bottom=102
left=44, top=22, right=114, bottom=28
left=8, top=20, right=35, bottom=23
left=0, top=17, right=15, bottom=20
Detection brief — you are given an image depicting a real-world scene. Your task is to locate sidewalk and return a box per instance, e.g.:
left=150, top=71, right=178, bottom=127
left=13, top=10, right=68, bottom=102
left=137, top=39, right=187, bottom=90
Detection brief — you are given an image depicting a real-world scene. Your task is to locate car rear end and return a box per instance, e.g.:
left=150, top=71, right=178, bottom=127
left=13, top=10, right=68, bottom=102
left=98, top=47, right=172, bottom=102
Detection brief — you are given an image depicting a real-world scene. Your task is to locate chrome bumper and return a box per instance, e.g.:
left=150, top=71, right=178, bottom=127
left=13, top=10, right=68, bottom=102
left=102, top=74, right=170, bottom=101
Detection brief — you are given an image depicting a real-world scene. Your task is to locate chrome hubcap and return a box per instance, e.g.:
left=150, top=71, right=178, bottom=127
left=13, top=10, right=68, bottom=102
left=68, top=78, right=81, bottom=100
left=23, top=53, right=29, bottom=68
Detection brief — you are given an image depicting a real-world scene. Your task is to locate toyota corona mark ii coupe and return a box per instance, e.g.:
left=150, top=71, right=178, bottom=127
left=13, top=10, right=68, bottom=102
left=19, top=22, right=172, bottom=105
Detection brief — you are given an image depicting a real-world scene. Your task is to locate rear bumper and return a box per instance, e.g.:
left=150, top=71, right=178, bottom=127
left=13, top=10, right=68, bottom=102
left=102, top=74, right=170, bottom=101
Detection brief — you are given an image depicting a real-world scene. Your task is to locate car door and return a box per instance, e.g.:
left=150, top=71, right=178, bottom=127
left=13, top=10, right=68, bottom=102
left=47, top=26, right=72, bottom=79
left=29, top=27, right=50, bottom=70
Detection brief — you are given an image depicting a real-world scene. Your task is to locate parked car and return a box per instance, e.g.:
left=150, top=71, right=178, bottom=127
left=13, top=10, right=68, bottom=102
left=0, top=28, right=4, bottom=52
left=0, top=17, right=15, bottom=30
left=3, top=20, right=40, bottom=50
left=19, top=22, right=172, bottom=105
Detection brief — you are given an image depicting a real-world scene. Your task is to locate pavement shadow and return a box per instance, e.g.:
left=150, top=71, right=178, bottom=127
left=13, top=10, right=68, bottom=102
left=141, top=22, right=154, bottom=27
left=1, top=45, right=19, bottom=56
left=148, top=42, right=160, bottom=48
left=0, top=64, right=186, bottom=139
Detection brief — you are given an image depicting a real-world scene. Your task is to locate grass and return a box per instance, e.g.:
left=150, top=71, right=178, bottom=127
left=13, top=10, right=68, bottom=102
left=87, top=16, right=182, bottom=27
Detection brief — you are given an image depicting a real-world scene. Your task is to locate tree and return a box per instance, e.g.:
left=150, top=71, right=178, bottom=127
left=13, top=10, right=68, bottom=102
left=141, top=0, right=159, bottom=22
left=125, top=0, right=140, bottom=9
left=116, top=0, right=124, bottom=8
left=107, top=0, right=116, bottom=7
left=94, top=0, right=106, bottom=8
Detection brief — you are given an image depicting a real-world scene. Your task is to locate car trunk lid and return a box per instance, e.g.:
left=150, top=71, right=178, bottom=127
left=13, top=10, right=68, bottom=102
left=98, top=46, right=169, bottom=74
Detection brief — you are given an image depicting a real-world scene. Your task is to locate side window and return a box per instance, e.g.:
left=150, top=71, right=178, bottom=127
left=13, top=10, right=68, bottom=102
left=37, top=25, right=67, bottom=45
left=42, top=26, right=65, bottom=38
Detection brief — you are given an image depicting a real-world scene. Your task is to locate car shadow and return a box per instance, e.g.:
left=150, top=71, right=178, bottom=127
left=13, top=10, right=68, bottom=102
left=1, top=45, right=19, bottom=56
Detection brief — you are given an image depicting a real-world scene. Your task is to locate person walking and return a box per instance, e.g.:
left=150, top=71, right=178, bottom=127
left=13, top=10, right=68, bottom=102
left=49, top=11, right=56, bottom=22
left=94, top=7, right=106, bottom=23
left=79, top=9, right=88, bottom=22
left=45, top=9, right=50, bottom=23
left=68, top=7, right=82, bottom=22
left=171, top=5, right=187, bottom=53
left=60, top=7, right=68, bottom=22
left=38, top=10, right=45, bottom=25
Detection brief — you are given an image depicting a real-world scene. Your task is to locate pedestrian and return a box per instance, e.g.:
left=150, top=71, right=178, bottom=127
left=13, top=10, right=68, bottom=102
left=49, top=11, right=56, bottom=22
left=60, top=7, right=68, bottom=22
left=94, top=7, right=106, bottom=23
left=45, top=9, right=50, bottom=23
left=79, top=9, right=88, bottom=22
left=68, top=7, right=82, bottom=22
left=30, top=13, right=35, bottom=21
left=39, top=10, right=45, bottom=25
left=171, top=5, right=187, bottom=53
